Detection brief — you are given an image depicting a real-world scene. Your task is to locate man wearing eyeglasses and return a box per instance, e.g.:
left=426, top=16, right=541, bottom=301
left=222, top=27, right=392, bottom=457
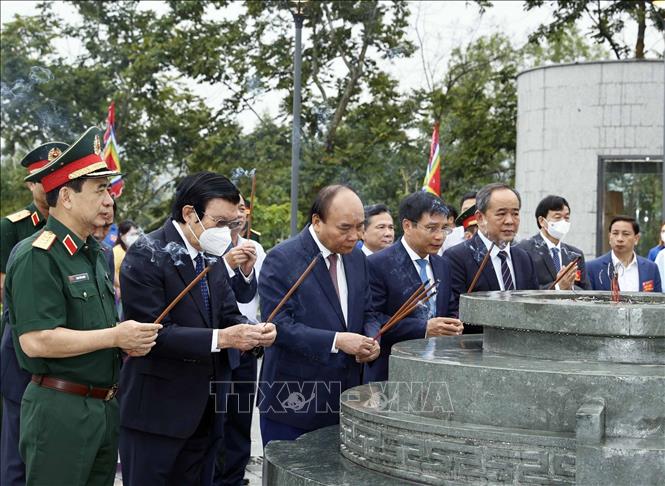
left=365, top=191, right=463, bottom=382
left=118, top=172, right=276, bottom=485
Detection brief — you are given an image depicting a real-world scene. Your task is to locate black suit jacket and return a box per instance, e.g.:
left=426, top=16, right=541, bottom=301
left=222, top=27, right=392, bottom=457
left=443, top=232, right=539, bottom=333
left=119, top=218, right=249, bottom=439
left=516, top=233, right=589, bottom=290
left=366, top=240, right=454, bottom=382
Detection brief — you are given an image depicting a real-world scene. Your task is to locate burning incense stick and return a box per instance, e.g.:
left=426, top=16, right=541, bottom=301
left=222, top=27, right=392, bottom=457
left=245, top=172, right=257, bottom=240
left=155, top=266, right=212, bottom=324
left=265, top=252, right=321, bottom=322
left=374, top=280, right=438, bottom=339
left=467, top=242, right=495, bottom=293
left=547, top=256, right=581, bottom=290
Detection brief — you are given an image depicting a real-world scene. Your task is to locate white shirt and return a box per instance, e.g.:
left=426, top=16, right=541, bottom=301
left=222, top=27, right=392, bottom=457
left=233, top=236, right=266, bottom=323
left=611, top=251, right=639, bottom=292
left=478, top=231, right=516, bottom=291
left=308, top=225, right=348, bottom=353
left=655, top=249, right=665, bottom=287
left=540, top=230, right=563, bottom=290
left=361, top=244, right=373, bottom=257
left=401, top=238, right=434, bottom=285
left=172, top=220, right=221, bottom=352
left=440, top=225, right=465, bottom=255
left=401, top=238, right=433, bottom=337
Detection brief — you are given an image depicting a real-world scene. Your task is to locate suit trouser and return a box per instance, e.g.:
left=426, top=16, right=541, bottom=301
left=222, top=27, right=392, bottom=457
left=19, top=382, right=118, bottom=486
left=1, top=396, right=25, bottom=486
left=214, top=354, right=257, bottom=486
left=120, top=397, right=216, bottom=486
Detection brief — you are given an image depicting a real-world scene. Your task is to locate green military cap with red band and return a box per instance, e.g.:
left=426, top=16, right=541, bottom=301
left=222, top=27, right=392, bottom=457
left=19, top=142, right=70, bottom=174
left=25, top=127, right=122, bottom=193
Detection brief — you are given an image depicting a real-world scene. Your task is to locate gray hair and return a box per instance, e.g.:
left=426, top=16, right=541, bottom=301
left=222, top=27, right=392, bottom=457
left=476, top=183, right=521, bottom=213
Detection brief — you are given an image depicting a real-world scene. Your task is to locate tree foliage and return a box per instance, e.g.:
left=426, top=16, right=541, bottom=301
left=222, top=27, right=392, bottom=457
left=1, top=1, right=612, bottom=246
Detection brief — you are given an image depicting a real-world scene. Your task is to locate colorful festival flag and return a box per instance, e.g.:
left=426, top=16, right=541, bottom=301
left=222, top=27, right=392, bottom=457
left=103, top=101, right=124, bottom=198
left=422, top=122, right=441, bottom=196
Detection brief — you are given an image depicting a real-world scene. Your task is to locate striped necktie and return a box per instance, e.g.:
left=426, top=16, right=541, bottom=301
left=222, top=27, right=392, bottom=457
left=497, top=250, right=515, bottom=291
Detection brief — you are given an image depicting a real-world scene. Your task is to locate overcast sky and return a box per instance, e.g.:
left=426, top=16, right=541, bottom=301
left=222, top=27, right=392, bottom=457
left=2, top=1, right=662, bottom=130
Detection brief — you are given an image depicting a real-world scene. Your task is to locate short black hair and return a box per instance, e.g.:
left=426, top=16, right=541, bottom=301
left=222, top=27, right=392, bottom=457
left=45, top=179, right=85, bottom=207
left=460, top=191, right=477, bottom=208
left=445, top=204, right=458, bottom=221
left=309, top=184, right=357, bottom=223
left=364, top=204, right=390, bottom=225
left=118, top=219, right=137, bottom=236
left=535, top=195, right=570, bottom=229
left=609, top=215, right=639, bottom=235
left=398, top=191, right=448, bottom=225
left=171, top=172, right=240, bottom=223
left=476, top=183, right=521, bottom=213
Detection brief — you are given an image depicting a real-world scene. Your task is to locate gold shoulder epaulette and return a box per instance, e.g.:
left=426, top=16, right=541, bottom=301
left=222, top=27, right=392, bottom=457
left=32, top=230, right=57, bottom=251
left=5, top=209, right=31, bottom=223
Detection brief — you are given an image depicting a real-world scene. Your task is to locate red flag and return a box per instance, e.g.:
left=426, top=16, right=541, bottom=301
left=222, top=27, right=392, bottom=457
left=422, top=123, right=441, bottom=196
left=103, top=102, right=124, bottom=198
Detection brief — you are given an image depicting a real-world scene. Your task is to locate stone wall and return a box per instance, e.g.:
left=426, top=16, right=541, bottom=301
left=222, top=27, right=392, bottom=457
left=515, top=60, right=664, bottom=258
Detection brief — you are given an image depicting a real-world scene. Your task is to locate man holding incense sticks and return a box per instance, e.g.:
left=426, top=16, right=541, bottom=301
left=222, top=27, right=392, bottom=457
left=118, top=172, right=276, bottom=485
left=516, top=195, right=589, bottom=290
left=366, top=191, right=462, bottom=382
left=258, top=185, right=381, bottom=446
left=5, top=127, right=161, bottom=485
left=444, top=183, right=538, bottom=333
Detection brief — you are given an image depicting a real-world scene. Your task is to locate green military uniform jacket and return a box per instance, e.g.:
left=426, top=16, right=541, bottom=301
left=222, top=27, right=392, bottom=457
left=0, top=202, right=46, bottom=273
left=5, top=216, right=120, bottom=387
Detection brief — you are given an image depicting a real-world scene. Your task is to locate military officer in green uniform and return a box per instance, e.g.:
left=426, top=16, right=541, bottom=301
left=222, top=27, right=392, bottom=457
left=0, top=142, right=68, bottom=306
left=4, top=126, right=162, bottom=486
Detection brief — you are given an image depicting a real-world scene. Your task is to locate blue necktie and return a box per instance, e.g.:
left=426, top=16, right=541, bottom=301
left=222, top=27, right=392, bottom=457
left=551, top=247, right=561, bottom=273
left=194, top=254, right=211, bottom=319
left=497, top=251, right=515, bottom=291
left=415, top=258, right=435, bottom=318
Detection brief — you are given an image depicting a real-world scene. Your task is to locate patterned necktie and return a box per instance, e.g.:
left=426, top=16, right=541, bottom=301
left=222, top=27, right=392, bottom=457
left=194, top=254, right=211, bottom=319
left=551, top=247, right=561, bottom=273
left=327, top=254, right=340, bottom=300
left=416, top=258, right=435, bottom=318
left=497, top=250, right=515, bottom=291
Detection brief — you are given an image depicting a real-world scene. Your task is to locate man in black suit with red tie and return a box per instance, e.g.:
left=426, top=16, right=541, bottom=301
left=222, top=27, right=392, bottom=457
left=444, top=183, right=538, bottom=333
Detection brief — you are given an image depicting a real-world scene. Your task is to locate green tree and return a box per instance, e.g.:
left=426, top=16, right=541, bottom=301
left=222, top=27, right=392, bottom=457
left=522, top=0, right=665, bottom=59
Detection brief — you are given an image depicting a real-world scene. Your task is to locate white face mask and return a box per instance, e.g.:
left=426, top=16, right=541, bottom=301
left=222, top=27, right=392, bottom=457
left=122, top=232, right=139, bottom=248
left=546, top=219, right=571, bottom=240
left=188, top=212, right=232, bottom=256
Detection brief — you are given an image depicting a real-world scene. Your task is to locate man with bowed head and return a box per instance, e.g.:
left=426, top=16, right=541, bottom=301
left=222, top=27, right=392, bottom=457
left=444, top=183, right=538, bottom=333
left=258, top=185, right=381, bottom=445
left=118, top=172, right=276, bottom=485
left=366, top=191, right=462, bottom=382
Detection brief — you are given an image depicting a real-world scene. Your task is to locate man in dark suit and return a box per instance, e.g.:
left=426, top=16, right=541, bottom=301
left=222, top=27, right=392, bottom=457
left=444, top=183, right=539, bottom=333
left=587, top=215, right=662, bottom=292
left=257, top=185, right=380, bottom=446
left=366, top=192, right=463, bottom=382
left=119, top=172, right=276, bottom=485
left=516, top=195, right=589, bottom=290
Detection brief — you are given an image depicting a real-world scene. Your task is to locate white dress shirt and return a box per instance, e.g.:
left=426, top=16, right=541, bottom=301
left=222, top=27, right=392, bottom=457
left=401, top=238, right=433, bottom=337
left=308, top=225, right=348, bottom=353
left=172, top=220, right=221, bottom=352
left=361, top=244, right=373, bottom=256
left=234, top=236, right=266, bottom=323
left=540, top=230, right=563, bottom=290
left=611, top=251, right=639, bottom=292
left=401, top=238, right=434, bottom=285
left=478, top=231, right=516, bottom=291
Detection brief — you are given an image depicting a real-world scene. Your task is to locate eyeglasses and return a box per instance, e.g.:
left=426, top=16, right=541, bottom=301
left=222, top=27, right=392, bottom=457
left=203, top=213, right=243, bottom=230
left=412, top=222, right=454, bottom=236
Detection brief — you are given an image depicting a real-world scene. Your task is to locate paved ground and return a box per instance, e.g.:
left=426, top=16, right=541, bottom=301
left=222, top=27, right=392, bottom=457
left=114, top=360, right=265, bottom=485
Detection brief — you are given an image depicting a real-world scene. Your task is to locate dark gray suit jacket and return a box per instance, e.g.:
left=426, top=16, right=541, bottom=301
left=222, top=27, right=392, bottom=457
left=516, top=233, right=589, bottom=290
